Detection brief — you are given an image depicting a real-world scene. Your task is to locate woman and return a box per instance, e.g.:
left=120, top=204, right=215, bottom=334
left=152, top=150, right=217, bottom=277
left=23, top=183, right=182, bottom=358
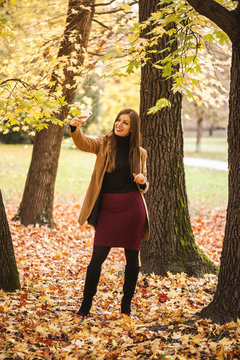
left=69, top=108, right=150, bottom=317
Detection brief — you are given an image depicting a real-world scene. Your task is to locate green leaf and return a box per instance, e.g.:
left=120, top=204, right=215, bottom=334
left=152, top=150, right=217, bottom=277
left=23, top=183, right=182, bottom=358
left=214, top=30, right=230, bottom=44
left=204, top=33, right=214, bottom=43
left=147, top=98, right=171, bottom=114
left=191, top=78, right=199, bottom=88
left=162, top=63, right=174, bottom=78
left=126, top=60, right=139, bottom=75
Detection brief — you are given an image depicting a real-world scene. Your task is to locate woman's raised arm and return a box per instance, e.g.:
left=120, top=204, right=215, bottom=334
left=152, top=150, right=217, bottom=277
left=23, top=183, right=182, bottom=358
left=69, top=115, right=102, bottom=154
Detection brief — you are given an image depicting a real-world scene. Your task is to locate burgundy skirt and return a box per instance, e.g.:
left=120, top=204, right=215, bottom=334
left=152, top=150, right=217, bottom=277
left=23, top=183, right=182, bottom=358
left=94, top=191, right=146, bottom=250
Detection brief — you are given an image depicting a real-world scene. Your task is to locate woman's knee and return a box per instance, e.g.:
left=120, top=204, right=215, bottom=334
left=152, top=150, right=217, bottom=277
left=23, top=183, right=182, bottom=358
left=88, top=245, right=111, bottom=270
left=125, top=249, right=139, bottom=268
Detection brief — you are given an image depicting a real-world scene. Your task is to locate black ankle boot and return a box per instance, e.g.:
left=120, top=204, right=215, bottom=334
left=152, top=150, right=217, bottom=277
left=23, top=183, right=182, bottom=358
left=77, top=265, right=101, bottom=316
left=77, top=298, right=92, bottom=317
left=121, top=266, right=140, bottom=315
left=121, top=297, right=131, bottom=315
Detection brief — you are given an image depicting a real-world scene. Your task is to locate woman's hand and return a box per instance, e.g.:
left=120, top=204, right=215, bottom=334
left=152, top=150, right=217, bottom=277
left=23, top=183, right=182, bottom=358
left=70, top=115, right=88, bottom=127
left=133, top=173, right=146, bottom=185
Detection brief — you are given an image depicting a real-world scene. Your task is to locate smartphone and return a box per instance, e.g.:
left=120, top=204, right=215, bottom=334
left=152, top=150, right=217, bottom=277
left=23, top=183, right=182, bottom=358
left=81, top=108, right=92, bottom=120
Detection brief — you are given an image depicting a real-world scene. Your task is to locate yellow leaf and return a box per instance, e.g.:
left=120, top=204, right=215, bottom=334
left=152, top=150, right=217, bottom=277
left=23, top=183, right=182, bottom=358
left=73, top=339, right=85, bottom=348
left=192, top=335, right=202, bottom=345
left=122, top=4, right=131, bottom=11
left=151, top=338, right=160, bottom=357
left=216, top=349, right=226, bottom=360
left=219, top=337, right=230, bottom=346
left=53, top=253, right=62, bottom=259
left=36, top=325, right=48, bottom=335
left=14, top=342, right=29, bottom=352
left=179, top=334, right=190, bottom=344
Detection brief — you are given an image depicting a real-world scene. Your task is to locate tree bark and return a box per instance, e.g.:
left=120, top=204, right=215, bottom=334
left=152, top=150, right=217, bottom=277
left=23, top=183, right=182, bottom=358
left=0, top=190, right=20, bottom=292
left=199, top=43, right=240, bottom=324
left=209, top=124, right=214, bottom=136
left=186, top=0, right=239, bottom=43
left=14, top=0, right=95, bottom=227
left=139, top=0, right=217, bottom=277
left=183, top=0, right=240, bottom=324
left=196, top=117, right=203, bottom=153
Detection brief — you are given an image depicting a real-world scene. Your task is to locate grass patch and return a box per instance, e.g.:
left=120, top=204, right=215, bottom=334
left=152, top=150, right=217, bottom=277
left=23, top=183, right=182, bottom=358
left=0, top=140, right=228, bottom=211
left=185, top=166, right=228, bottom=214
left=57, top=145, right=95, bottom=199
left=184, top=137, right=227, bottom=162
left=0, top=144, right=95, bottom=202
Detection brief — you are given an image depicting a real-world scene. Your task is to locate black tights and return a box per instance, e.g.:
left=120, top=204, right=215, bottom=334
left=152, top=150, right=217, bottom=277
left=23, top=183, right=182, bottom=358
left=87, top=245, right=139, bottom=272
left=78, top=245, right=140, bottom=316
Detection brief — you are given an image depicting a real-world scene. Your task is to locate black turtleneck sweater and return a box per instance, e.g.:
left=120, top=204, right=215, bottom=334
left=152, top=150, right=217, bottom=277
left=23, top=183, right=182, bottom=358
left=69, top=126, right=146, bottom=193
left=101, top=135, right=138, bottom=194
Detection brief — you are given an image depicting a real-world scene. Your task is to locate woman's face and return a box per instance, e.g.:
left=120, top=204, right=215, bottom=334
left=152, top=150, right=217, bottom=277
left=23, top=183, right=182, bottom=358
left=114, top=114, right=131, bottom=137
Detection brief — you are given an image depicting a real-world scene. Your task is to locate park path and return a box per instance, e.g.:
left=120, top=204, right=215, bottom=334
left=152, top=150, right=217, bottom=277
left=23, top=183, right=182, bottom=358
left=184, top=157, right=228, bottom=171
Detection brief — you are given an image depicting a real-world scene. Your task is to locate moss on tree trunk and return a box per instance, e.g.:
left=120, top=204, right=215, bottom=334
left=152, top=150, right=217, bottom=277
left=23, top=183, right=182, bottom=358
left=139, top=0, right=217, bottom=277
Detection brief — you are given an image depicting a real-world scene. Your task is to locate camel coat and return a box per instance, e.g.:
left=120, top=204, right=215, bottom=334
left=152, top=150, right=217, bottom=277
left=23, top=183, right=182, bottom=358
left=70, top=127, right=150, bottom=241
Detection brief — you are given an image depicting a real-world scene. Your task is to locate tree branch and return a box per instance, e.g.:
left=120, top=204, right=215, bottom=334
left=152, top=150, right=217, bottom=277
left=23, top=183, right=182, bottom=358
left=0, top=78, right=35, bottom=90
left=92, top=18, right=111, bottom=29
left=95, top=8, right=124, bottom=14
left=92, top=0, right=115, bottom=6
left=186, top=0, right=240, bottom=43
left=95, top=1, right=137, bottom=15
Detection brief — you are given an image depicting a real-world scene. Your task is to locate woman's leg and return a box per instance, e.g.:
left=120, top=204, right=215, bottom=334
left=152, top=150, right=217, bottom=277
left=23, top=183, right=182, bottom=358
left=121, top=248, right=140, bottom=315
left=77, top=245, right=111, bottom=316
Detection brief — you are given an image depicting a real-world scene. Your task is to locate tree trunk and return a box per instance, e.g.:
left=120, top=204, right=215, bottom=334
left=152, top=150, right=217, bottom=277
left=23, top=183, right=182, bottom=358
left=200, top=43, right=240, bottom=324
left=139, top=0, right=217, bottom=276
left=209, top=124, right=214, bottom=136
left=0, top=190, right=20, bottom=292
left=196, top=117, right=203, bottom=153
left=14, top=0, right=95, bottom=227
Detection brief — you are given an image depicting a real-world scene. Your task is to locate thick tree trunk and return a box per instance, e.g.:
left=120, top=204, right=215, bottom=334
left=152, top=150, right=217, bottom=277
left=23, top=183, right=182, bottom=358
left=139, top=0, right=217, bottom=276
left=200, top=44, right=240, bottom=324
left=14, top=0, right=95, bottom=227
left=196, top=117, right=203, bottom=153
left=0, top=190, right=20, bottom=291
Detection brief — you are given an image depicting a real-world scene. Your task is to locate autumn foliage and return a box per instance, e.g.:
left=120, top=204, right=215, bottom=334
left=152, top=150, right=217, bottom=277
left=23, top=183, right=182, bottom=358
left=1, top=201, right=238, bottom=359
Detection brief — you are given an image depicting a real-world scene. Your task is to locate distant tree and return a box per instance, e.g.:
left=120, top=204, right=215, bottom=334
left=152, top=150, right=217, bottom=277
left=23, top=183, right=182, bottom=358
left=0, top=190, right=20, bottom=292
left=0, top=131, right=33, bottom=144
left=139, top=0, right=217, bottom=276
left=182, top=41, right=230, bottom=151
left=74, top=73, right=101, bottom=135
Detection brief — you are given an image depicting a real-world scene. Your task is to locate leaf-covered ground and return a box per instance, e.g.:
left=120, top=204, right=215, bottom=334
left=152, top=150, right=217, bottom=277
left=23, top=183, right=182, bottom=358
left=1, top=201, right=240, bottom=360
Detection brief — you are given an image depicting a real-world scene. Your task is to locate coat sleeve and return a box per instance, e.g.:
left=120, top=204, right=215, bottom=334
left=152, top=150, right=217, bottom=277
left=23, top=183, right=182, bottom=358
left=139, top=148, right=149, bottom=194
left=69, top=127, right=103, bottom=154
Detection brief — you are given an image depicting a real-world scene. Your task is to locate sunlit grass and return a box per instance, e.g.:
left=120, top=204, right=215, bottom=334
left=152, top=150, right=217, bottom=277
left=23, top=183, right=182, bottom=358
left=185, top=166, right=227, bottom=214
left=184, top=137, right=227, bottom=162
left=0, top=136, right=228, bottom=211
left=0, top=143, right=95, bottom=202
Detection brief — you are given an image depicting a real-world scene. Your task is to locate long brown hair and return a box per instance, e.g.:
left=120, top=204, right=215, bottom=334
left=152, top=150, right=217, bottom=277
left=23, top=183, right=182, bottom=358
left=106, top=108, right=141, bottom=174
